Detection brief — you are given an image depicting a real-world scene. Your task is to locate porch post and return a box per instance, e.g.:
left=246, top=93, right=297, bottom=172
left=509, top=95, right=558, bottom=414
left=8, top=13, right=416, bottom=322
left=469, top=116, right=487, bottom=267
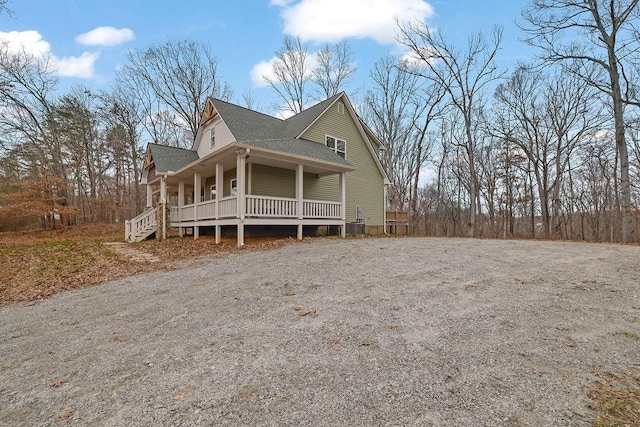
left=215, top=162, right=223, bottom=244
left=340, top=171, right=346, bottom=238
left=237, top=151, right=247, bottom=247
left=215, top=163, right=223, bottom=219
left=296, top=164, right=304, bottom=240
left=194, top=172, right=201, bottom=240
left=146, top=184, right=153, bottom=208
left=178, top=181, right=185, bottom=237
left=160, top=176, right=167, bottom=240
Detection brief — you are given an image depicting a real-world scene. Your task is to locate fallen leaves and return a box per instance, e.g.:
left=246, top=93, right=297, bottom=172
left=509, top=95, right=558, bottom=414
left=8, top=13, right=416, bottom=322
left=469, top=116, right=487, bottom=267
left=50, top=377, right=66, bottom=388
left=173, top=392, right=191, bottom=401
left=56, top=408, right=76, bottom=420
left=0, top=224, right=299, bottom=306
left=297, top=310, right=318, bottom=318
left=283, top=290, right=296, bottom=296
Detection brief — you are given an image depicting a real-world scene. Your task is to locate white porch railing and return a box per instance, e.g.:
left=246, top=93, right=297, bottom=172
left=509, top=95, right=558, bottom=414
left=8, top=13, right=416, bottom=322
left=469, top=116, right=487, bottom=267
left=304, top=200, right=341, bottom=219
left=125, top=208, right=157, bottom=242
left=197, top=199, right=216, bottom=219
left=169, top=196, right=341, bottom=222
left=219, top=196, right=237, bottom=218
left=246, top=195, right=297, bottom=217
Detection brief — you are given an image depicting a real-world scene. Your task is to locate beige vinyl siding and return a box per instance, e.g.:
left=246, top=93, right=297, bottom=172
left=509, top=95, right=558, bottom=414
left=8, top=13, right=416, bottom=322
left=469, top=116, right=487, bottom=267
left=300, top=98, right=385, bottom=227
left=250, top=164, right=295, bottom=198
left=196, top=118, right=235, bottom=159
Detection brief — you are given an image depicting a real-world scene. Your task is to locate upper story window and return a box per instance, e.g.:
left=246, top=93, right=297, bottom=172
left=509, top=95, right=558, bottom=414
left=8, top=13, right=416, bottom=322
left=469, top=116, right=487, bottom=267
left=210, top=126, right=216, bottom=148
left=326, top=135, right=346, bottom=159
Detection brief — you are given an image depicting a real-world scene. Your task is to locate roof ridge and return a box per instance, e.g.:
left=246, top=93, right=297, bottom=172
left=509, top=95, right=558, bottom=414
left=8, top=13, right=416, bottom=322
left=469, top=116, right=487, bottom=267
left=209, top=97, right=283, bottom=122
left=148, top=142, right=197, bottom=152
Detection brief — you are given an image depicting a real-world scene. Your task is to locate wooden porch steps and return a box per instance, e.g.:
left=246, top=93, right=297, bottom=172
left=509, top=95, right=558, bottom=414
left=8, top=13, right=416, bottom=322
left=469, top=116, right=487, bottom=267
left=129, top=225, right=157, bottom=242
left=125, top=208, right=157, bottom=242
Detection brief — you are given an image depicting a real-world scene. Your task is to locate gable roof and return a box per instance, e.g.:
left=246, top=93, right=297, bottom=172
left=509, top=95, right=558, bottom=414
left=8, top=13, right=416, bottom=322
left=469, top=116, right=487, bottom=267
left=209, top=99, right=285, bottom=142
left=283, top=93, right=342, bottom=137
left=147, top=143, right=199, bottom=173
left=184, top=93, right=387, bottom=176
left=209, top=93, right=344, bottom=144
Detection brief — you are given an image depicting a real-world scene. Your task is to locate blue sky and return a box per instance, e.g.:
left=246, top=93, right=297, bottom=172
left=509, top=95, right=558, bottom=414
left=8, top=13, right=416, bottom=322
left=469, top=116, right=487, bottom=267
left=0, top=0, right=534, bottom=112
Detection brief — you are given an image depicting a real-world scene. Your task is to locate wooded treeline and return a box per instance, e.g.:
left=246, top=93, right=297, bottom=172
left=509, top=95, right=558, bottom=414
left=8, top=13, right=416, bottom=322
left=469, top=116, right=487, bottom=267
left=1, top=1, right=640, bottom=242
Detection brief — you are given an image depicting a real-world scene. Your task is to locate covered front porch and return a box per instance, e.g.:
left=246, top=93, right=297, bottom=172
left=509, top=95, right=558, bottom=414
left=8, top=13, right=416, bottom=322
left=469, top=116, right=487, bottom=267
left=132, top=142, right=352, bottom=246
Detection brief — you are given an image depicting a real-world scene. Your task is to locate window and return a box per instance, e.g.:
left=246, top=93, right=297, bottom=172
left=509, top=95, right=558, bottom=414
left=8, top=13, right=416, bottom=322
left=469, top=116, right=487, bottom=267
left=338, top=102, right=345, bottom=114
left=210, top=184, right=216, bottom=200
left=210, top=126, right=216, bottom=148
left=326, top=135, right=346, bottom=159
left=230, top=178, right=237, bottom=195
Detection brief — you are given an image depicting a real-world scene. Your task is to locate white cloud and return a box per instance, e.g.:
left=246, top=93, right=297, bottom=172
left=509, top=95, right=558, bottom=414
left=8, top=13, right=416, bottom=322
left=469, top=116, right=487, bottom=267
left=399, top=46, right=438, bottom=68
left=250, top=58, right=278, bottom=87
left=250, top=52, right=319, bottom=88
left=273, top=0, right=434, bottom=44
left=54, top=52, right=100, bottom=78
left=0, top=30, right=99, bottom=79
left=0, top=30, right=51, bottom=57
left=269, top=0, right=294, bottom=5
left=75, top=26, right=135, bottom=47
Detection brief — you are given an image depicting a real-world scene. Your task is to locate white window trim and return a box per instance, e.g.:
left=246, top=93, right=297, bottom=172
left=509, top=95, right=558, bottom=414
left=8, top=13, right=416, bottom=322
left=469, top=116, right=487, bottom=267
left=210, top=126, right=216, bottom=148
left=325, top=134, right=346, bottom=159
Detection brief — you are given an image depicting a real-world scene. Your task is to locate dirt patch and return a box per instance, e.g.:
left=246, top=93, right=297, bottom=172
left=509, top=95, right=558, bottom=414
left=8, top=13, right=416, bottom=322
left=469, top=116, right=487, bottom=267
left=1, top=237, right=639, bottom=425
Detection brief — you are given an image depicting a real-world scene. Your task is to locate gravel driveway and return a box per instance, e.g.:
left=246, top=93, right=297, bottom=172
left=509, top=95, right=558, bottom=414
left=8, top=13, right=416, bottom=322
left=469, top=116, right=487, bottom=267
left=1, top=237, right=639, bottom=426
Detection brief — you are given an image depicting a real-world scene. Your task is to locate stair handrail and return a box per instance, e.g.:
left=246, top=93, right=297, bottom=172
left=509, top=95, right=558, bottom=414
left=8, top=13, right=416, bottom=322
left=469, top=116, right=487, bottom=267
left=125, top=208, right=157, bottom=242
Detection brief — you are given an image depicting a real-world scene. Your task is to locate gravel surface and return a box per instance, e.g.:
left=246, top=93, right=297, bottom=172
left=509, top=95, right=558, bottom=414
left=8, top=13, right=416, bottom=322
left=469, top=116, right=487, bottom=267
left=1, top=237, right=639, bottom=426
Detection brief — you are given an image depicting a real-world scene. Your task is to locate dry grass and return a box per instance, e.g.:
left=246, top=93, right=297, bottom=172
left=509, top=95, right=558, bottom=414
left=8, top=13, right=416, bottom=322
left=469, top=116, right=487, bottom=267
left=588, top=370, right=640, bottom=426
left=0, top=223, right=294, bottom=306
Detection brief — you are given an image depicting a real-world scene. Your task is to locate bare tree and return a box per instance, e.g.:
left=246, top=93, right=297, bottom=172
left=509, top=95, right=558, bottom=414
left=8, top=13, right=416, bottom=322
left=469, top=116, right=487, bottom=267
left=312, top=41, right=356, bottom=100
left=0, top=44, right=71, bottom=222
left=263, top=35, right=312, bottom=115
left=98, top=84, right=145, bottom=215
left=0, top=0, right=11, bottom=15
left=493, top=67, right=604, bottom=238
left=398, top=23, right=506, bottom=236
left=119, top=40, right=232, bottom=142
left=521, top=0, right=640, bottom=242
left=363, top=55, right=421, bottom=211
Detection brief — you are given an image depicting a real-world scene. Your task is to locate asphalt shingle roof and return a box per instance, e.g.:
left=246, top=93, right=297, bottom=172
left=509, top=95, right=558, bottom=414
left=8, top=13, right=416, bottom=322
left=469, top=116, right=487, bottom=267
left=207, top=94, right=350, bottom=166
left=245, top=138, right=351, bottom=166
left=209, top=99, right=285, bottom=141
left=210, top=93, right=343, bottom=142
left=149, top=94, right=356, bottom=170
left=148, top=143, right=199, bottom=173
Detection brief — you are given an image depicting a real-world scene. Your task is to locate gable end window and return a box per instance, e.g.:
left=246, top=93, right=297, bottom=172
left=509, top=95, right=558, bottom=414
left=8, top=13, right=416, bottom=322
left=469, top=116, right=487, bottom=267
left=326, top=135, right=346, bottom=159
left=210, top=127, right=216, bottom=148
left=338, top=102, right=345, bottom=114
